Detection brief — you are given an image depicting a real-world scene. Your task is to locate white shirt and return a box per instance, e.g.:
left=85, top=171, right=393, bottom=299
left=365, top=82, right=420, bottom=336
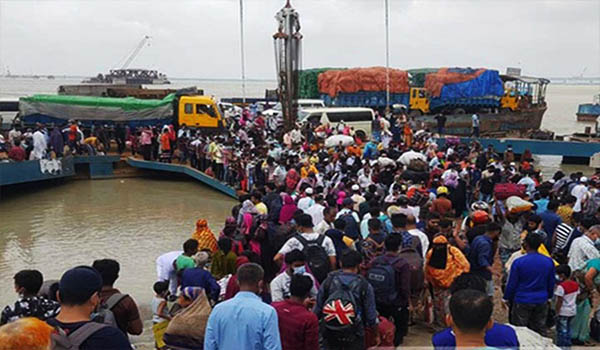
left=270, top=271, right=318, bottom=302
left=156, top=251, right=182, bottom=280
left=297, top=196, right=315, bottom=212
left=305, top=204, right=325, bottom=227
left=554, top=283, right=579, bottom=317
left=360, top=213, right=373, bottom=239
left=278, top=232, right=336, bottom=257
left=568, top=235, right=600, bottom=271
left=518, top=176, right=536, bottom=195
left=314, top=220, right=333, bottom=235
left=571, top=184, right=589, bottom=212
left=408, top=228, right=430, bottom=259
left=472, top=114, right=480, bottom=127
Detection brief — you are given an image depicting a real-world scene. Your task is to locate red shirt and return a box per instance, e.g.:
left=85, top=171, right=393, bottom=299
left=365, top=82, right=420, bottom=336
left=272, top=299, right=319, bottom=350
left=8, top=146, right=26, bottom=162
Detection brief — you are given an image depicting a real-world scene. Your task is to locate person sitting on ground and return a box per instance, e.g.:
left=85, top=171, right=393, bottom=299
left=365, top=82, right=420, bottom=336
left=210, top=237, right=238, bottom=280
left=0, top=317, right=54, bottom=350
left=91, top=259, right=143, bottom=336
left=432, top=273, right=519, bottom=350
left=181, top=252, right=220, bottom=303
left=46, top=266, right=131, bottom=349
left=446, top=289, right=494, bottom=349
left=270, top=249, right=318, bottom=303
left=272, top=275, right=319, bottom=350
left=0, top=269, right=60, bottom=325
left=164, top=286, right=212, bottom=350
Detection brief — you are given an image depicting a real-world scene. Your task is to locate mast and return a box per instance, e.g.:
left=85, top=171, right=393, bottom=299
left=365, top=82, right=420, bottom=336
left=274, top=0, right=302, bottom=133
left=239, top=0, right=247, bottom=105
left=385, top=0, right=390, bottom=113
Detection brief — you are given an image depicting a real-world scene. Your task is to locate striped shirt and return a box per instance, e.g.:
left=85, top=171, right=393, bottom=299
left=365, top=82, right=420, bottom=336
left=554, top=223, right=574, bottom=251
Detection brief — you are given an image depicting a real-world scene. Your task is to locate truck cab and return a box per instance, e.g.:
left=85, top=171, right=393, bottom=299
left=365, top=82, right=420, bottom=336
left=177, top=96, right=226, bottom=129
left=409, top=87, right=430, bottom=115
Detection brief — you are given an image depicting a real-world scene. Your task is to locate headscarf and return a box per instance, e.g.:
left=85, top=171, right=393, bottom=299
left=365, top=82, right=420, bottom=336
left=192, top=219, right=217, bottom=253
left=279, top=194, right=297, bottom=224
left=425, top=235, right=470, bottom=289
left=285, top=168, right=300, bottom=191
left=181, top=286, right=204, bottom=301
left=220, top=216, right=238, bottom=238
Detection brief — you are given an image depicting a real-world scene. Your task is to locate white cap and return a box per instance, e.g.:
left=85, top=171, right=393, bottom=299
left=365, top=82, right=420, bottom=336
left=581, top=176, right=588, bottom=183
left=305, top=188, right=314, bottom=195
left=352, top=184, right=360, bottom=191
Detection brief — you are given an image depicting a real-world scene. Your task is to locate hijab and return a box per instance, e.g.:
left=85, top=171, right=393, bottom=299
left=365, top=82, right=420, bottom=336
left=428, top=235, right=449, bottom=270
left=279, top=194, right=297, bottom=224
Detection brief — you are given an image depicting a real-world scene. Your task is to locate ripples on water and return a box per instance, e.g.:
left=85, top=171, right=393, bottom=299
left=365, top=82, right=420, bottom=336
left=0, top=178, right=236, bottom=312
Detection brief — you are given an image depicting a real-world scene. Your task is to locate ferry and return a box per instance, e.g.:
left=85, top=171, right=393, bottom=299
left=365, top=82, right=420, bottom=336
left=576, top=94, right=600, bottom=122
left=82, top=68, right=170, bottom=85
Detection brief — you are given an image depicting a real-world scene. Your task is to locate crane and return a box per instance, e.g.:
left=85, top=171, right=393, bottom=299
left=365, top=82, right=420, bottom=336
left=121, top=35, right=151, bottom=70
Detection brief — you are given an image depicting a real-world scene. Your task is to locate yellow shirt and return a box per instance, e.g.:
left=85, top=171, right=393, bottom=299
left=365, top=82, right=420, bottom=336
left=301, top=165, right=318, bottom=178
left=255, top=202, right=268, bottom=215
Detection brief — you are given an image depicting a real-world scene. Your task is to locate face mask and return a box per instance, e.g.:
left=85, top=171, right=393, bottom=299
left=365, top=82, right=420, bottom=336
left=293, top=265, right=306, bottom=275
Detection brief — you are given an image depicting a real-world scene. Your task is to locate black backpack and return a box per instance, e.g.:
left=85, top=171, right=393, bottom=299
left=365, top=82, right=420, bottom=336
left=340, top=212, right=360, bottom=240
left=295, top=234, right=330, bottom=283
left=320, top=274, right=367, bottom=343
left=366, top=256, right=401, bottom=305
left=591, top=309, right=600, bottom=342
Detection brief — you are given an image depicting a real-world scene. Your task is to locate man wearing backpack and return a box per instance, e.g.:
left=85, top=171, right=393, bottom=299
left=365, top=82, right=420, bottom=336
left=91, top=259, right=143, bottom=336
left=315, top=250, right=378, bottom=350
left=390, top=213, right=423, bottom=257
left=274, top=214, right=337, bottom=283
left=47, top=266, right=131, bottom=350
left=366, top=234, right=411, bottom=346
left=336, top=198, right=361, bottom=240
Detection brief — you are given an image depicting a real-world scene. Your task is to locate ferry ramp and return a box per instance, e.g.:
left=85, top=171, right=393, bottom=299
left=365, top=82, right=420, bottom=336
left=126, top=157, right=238, bottom=199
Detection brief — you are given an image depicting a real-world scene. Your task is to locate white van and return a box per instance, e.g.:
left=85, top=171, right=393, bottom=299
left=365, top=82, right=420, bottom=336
left=262, top=99, right=325, bottom=118
left=298, top=107, right=375, bottom=140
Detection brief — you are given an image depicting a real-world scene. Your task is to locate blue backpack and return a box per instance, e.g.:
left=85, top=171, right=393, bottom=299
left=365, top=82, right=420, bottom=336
left=366, top=256, right=401, bottom=305
left=341, top=212, right=360, bottom=240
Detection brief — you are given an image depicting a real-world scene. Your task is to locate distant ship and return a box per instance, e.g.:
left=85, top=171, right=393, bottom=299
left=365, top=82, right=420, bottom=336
left=82, top=68, right=170, bottom=85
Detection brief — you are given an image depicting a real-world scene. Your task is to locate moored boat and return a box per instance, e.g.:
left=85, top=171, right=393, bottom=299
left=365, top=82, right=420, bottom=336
left=576, top=94, right=600, bottom=122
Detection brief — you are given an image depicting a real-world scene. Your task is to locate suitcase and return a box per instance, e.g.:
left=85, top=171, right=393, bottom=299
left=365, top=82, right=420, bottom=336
left=493, top=183, right=526, bottom=200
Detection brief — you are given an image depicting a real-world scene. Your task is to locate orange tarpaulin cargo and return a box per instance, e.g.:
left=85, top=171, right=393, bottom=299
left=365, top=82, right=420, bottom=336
left=318, top=67, right=409, bottom=98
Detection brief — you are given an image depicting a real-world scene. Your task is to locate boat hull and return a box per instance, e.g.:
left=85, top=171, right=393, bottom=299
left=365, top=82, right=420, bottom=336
left=577, top=113, right=599, bottom=122
left=418, top=105, right=547, bottom=136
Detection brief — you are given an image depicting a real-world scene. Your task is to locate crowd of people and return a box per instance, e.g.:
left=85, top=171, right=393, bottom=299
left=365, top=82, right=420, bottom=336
left=2, top=105, right=600, bottom=350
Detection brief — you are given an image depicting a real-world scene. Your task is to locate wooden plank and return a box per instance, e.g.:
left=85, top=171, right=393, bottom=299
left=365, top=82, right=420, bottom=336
left=125, top=157, right=238, bottom=199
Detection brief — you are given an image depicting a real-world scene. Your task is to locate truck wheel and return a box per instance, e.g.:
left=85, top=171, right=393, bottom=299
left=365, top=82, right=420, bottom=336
left=355, top=130, right=367, bottom=141
left=453, top=108, right=466, bottom=115
left=409, top=109, right=422, bottom=117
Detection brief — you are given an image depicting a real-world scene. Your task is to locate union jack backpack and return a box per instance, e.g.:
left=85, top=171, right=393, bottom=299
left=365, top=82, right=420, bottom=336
left=320, top=274, right=367, bottom=340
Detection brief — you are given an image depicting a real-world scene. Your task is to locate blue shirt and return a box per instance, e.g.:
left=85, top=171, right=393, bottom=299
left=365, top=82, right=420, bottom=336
left=539, top=210, right=562, bottom=247
left=534, top=198, right=549, bottom=214
left=432, top=323, right=519, bottom=350
left=204, top=291, right=281, bottom=350
left=504, top=252, right=555, bottom=304
left=468, top=235, right=494, bottom=280
left=181, top=268, right=221, bottom=302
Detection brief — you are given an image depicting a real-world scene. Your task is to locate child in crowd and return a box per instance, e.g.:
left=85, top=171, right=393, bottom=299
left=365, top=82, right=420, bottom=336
left=152, top=281, right=171, bottom=350
left=554, top=264, right=579, bottom=348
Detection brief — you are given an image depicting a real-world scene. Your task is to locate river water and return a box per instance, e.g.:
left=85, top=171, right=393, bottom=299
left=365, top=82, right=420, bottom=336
left=0, top=78, right=599, bottom=336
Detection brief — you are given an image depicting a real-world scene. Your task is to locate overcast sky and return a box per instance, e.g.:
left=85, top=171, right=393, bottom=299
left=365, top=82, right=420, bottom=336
left=0, top=0, right=598, bottom=79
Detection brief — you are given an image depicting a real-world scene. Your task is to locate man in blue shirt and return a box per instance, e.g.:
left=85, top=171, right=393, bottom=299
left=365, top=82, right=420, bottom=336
left=204, top=263, right=281, bottom=350
left=432, top=273, right=519, bottom=350
left=467, top=223, right=501, bottom=296
left=503, top=232, right=555, bottom=336
left=539, top=200, right=562, bottom=249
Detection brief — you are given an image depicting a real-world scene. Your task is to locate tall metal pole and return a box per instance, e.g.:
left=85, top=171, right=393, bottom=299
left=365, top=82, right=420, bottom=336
left=385, top=0, right=390, bottom=112
left=239, top=0, right=247, bottom=105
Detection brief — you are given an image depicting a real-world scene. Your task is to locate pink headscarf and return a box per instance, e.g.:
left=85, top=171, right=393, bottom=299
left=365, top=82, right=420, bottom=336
left=279, top=194, right=297, bottom=224
left=336, top=191, right=347, bottom=206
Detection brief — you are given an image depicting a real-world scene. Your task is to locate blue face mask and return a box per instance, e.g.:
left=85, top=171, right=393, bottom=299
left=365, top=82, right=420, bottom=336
left=293, top=265, right=306, bottom=275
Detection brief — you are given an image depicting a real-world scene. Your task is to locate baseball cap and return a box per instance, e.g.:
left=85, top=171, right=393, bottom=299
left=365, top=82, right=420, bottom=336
left=437, top=186, right=449, bottom=195
left=581, top=176, right=588, bottom=183
left=58, top=266, right=103, bottom=304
